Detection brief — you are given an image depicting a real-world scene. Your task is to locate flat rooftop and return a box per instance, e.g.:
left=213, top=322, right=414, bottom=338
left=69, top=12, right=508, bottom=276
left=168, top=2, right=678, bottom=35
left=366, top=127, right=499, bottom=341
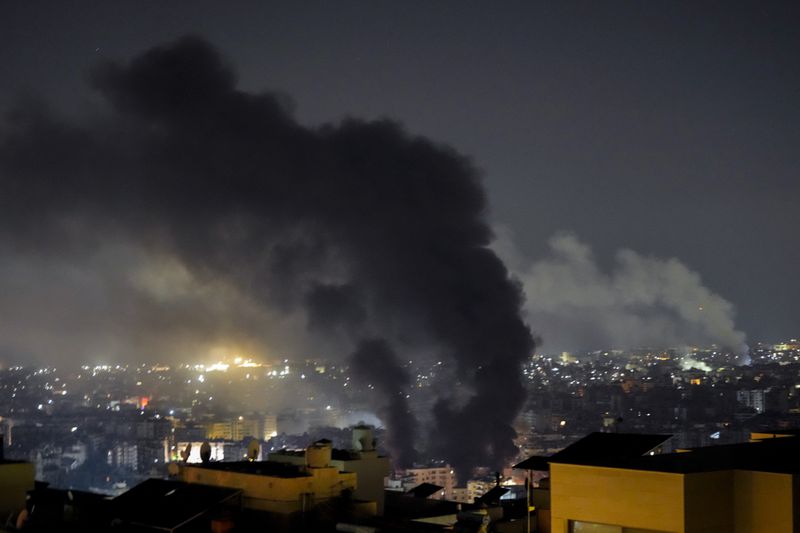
left=183, top=460, right=310, bottom=478
left=112, top=479, right=240, bottom=530
left=550, top=434, right=800, bottom=475
left=515, top=432, right=671, bottom=471
left=270, top=447, right=381, bottom=461
left=0, top=459, right=31, bottom=465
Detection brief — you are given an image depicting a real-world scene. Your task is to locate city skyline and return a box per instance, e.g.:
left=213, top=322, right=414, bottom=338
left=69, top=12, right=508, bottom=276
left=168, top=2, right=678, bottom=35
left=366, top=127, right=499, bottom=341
left=1, top=1, right=799, bottom=486
left=2, top=339, right=799, bottom=495
left=3, top=6, right=800, bottom=531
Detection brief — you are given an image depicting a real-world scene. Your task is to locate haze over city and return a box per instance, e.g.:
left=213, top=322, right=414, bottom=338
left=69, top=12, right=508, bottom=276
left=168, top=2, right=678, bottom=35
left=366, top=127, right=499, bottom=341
left=2, top=2, right=799, bottom=364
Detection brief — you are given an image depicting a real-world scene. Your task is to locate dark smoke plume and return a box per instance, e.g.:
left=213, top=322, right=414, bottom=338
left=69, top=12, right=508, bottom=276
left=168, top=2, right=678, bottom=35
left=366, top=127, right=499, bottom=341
left=0, top=37, right=534, bottom=475
left=350, top=339, right=418, bottom=467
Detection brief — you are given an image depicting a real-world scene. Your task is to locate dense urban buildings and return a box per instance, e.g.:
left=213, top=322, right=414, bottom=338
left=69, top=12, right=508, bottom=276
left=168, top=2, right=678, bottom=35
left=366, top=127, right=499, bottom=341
left=1, top=341, right=799, bottom=489
left=2, top=340, right=800, bottom=530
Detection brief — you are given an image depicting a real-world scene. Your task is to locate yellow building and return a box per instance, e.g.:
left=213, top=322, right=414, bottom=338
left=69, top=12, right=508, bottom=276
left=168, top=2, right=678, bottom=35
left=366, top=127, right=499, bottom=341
left=206, top=415, right=275, bottom=441
left=176, top=440, right=360, bottom=515
left=522, top=432, right=800, bottom=533
left=269, top=427, right=390, bottom=514
left=262, top=414, right=278, bottom=439
left=0, top=459, right=35, bottom=524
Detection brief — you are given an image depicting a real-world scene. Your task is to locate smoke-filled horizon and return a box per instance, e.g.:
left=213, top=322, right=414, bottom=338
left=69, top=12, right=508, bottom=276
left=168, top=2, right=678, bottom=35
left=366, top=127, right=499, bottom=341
left=496, top=230, right=747, bottom=357
left=0, top=37, right=534, bottom=476
left=0, top=35, right=754, bottom=476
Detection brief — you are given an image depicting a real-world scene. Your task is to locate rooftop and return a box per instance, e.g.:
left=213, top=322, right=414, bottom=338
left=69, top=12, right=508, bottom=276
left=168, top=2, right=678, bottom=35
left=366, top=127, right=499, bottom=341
left=112, top=478, right=240, bottom=531
left=515, top=432, right=671, bottom=471
left=0, top=459, right=30, bottom=465
left=406, top=483, right=444, bottom=499
left=541, top=432, right=800, bottom=475
left=571, top=435, right=800, bottom=474
left=183, top=460, right=310, bottom=478
left=270, top=447, right=382, bottom=461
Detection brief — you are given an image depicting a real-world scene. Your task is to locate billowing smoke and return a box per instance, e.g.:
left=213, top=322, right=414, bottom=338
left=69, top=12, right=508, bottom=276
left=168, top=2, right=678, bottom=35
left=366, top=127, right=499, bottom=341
left=499, top=232, right=745, bottom=356
left=350, top=339, right=418, bottom=467
left=0, top=37, right=534, bottom=474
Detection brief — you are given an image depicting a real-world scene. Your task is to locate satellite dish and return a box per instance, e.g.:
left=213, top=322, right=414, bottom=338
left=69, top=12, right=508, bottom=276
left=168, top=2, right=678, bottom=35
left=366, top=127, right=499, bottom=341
left=180, top=443, right=192, bottom=463
left=200, top=441, right=211, bottom=464
left=247, top=439, right=260, bottom=461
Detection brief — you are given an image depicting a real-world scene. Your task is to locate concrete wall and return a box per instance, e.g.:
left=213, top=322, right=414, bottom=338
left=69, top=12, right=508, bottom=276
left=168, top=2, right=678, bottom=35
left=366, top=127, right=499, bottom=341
left=733, top=470, right=793, bottom=533
left=0, top=462, right=35, bottom=521
left=180, top=465, right=356, bottom=513
left=331, top=454, right=390, bottom=515
left=270, top=449, right=388, bottom=515
left=683, top=471, right=734, bottom=533
left=550, top=463, right=684, bottom=533
left=550, top=463, right=796, bottom=533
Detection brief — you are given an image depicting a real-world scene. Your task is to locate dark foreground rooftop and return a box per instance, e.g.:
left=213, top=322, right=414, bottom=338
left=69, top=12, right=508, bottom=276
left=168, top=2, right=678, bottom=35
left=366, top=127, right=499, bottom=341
left=564, top=434, right=800, bottom=475
left=183, top=459, right=310, bottom=477
left=523, top=431, right=800, bottom=475
left=112, top=478, right=241, bottom=531
left=515, top=432, right=671, bottom=471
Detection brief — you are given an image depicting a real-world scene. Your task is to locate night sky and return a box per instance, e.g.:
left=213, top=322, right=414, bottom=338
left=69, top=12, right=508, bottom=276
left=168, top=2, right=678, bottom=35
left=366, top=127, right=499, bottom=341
left=1, top=1, right=799, bottom=365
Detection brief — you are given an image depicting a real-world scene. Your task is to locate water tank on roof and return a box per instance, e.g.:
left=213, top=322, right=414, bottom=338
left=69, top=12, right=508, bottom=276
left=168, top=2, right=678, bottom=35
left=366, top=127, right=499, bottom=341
left=306, top=441, right=332, bottom=468
left=352, top=425, right=374, bottom=451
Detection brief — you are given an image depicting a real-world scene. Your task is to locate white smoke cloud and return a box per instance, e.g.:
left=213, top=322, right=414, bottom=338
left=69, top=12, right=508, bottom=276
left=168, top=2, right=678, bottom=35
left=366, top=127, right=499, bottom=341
left=495, top=230, right=747, bottom=354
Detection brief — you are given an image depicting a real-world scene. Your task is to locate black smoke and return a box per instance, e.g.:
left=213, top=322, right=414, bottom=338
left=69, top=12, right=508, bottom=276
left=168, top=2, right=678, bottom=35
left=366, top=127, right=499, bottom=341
left=350, top=339, right=418, bottom=467
left=0, top=36, right=534, bottom=475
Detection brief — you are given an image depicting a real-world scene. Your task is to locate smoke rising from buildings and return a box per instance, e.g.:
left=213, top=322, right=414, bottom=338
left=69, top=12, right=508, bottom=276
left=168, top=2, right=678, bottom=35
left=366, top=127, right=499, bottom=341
left=498, top=231, right=746, bottom=356
left=0, top=37, right=534, bottom=474
left=350, top=339, right=418, bottom=467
